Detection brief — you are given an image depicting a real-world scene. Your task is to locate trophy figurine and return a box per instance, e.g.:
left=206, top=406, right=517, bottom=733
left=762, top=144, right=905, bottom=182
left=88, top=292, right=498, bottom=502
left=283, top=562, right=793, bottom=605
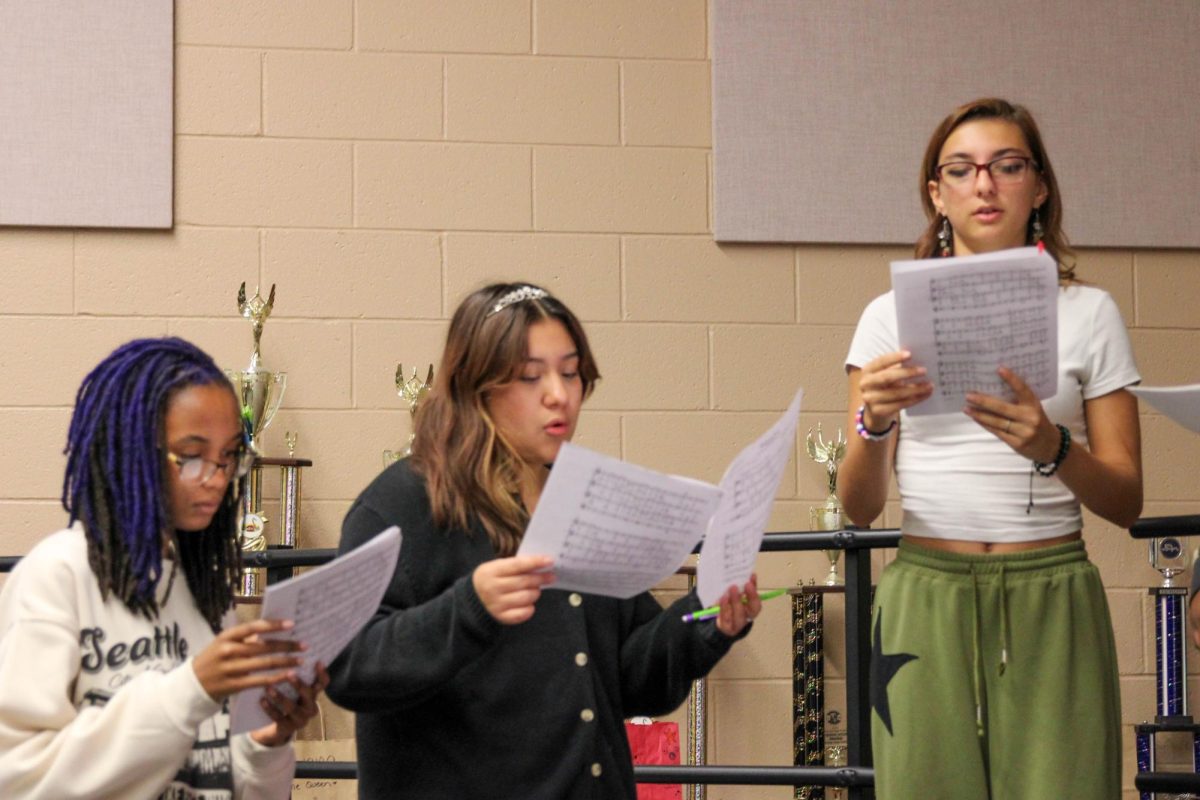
left=824, top=742, right=847, bottom=800
left=384, top=363, right=434, bottom=466
left=806, top=424, right=847, bottom=586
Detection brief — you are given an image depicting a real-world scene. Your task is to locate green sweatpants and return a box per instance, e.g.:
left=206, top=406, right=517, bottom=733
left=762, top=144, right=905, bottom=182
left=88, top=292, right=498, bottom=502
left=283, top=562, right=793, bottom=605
left=870, top=539, right=1121, bottom=800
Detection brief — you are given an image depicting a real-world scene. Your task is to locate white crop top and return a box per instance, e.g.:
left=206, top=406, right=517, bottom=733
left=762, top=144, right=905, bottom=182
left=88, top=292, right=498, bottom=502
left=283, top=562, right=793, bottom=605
left=845, top=284, right=1140, bottom=542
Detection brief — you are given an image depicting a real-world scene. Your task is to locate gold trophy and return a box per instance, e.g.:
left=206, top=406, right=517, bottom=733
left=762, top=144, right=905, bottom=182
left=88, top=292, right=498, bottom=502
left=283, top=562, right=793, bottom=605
left=227, top=283, right=287, bottom=452
left=383, top=363, right=434, bottom=466
left=806, top=424, right=846, bottom=586
left=227, top=283, right=287, bottom=597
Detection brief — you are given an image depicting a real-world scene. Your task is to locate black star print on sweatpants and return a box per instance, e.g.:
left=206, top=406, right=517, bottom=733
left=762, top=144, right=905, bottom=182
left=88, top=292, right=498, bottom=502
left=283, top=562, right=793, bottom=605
left=869, top=608, right=918, bottom=736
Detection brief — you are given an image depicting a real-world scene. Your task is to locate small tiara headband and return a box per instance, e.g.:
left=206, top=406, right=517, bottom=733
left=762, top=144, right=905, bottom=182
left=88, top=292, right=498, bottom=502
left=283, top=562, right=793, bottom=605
left=487, top=286, right=549, bottom=316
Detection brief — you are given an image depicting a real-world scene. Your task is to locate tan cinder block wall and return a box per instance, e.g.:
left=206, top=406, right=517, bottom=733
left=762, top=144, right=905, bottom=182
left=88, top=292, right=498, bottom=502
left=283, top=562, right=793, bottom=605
left=0, top=2, right=1196, bottom=798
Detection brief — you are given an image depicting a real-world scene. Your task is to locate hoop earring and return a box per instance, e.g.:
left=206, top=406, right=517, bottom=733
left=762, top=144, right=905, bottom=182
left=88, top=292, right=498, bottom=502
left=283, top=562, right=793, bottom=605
left=937, top=216, right=952, bottom=257
left=1031, top=208, right=1044, bottom=244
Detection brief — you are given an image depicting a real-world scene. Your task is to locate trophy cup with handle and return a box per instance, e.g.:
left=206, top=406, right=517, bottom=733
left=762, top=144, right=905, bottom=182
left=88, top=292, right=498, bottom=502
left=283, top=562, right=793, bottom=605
left=227, top=283, right=286, bottom=452
left=226, top=283, right=287, bottom=597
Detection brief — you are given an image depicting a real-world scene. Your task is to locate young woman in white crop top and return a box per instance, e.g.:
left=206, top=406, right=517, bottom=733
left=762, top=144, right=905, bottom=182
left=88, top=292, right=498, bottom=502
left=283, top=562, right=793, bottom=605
left=840, top=98, right=1141, bottom=799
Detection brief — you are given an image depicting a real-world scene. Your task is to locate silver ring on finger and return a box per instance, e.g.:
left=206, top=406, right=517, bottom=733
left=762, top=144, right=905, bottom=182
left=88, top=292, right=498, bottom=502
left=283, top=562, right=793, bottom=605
left=1004, top=419, right=1012, bottom=433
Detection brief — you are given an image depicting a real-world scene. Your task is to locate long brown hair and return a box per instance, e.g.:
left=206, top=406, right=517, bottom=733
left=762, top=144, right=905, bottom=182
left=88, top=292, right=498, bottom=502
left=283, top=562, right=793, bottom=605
left=410, top=283, right=600, bottom=555
left=915, top=98, right=1076, bottom=282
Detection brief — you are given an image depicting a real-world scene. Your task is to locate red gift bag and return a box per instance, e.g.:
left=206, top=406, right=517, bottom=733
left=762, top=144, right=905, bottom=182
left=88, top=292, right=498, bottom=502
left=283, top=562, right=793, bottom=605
left=625, top=718, right=683, bottom=800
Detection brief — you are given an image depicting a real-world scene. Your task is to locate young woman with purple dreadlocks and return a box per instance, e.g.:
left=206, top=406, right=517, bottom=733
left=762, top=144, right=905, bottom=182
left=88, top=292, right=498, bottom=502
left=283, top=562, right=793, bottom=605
left=0, top=337, right=327, bottom=799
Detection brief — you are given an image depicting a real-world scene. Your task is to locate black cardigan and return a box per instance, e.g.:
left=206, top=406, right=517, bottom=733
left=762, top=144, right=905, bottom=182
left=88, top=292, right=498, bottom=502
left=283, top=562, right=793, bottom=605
left=326, top=458, right=743, bottom=799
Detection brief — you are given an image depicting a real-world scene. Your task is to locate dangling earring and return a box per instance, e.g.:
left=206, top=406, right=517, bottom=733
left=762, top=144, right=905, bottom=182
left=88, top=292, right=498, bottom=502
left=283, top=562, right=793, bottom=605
left=1031, top=208, right=1044, bottom=244
left=937, top=216, right=952, bottom=257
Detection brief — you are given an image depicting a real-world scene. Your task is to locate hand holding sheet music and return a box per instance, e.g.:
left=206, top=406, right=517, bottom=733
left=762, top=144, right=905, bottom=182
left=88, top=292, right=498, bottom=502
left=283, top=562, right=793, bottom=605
left=892, top=247, right=1058, bottom=416
left=517, top=388, right=802, bottom=605
left=230, top=526, right=401, bottom=735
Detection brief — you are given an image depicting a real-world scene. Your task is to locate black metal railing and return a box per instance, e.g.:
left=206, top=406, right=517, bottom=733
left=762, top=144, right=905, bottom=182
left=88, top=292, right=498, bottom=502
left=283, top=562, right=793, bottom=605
left=1128, top=514, right=1200, bottom=539
left=3, top=528, right=900, bottom=799
left=14, top=517, right=1197, bottom=794
left=1135, top=771, right=1200, bottom=794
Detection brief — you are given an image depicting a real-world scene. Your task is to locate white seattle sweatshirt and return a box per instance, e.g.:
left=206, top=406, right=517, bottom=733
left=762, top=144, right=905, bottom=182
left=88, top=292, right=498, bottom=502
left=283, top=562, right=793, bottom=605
left=0, top=525, right=295, bottom=799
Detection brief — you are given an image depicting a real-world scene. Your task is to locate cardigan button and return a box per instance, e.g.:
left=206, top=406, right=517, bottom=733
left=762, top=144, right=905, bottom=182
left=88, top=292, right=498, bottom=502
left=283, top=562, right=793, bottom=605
left=580, top=708, right=595, bottom=722
left=569, top=593, right=583, bottom=607
left=591, top=763, right=603, bottom=777
left=575, top=652, right=588, bottom=666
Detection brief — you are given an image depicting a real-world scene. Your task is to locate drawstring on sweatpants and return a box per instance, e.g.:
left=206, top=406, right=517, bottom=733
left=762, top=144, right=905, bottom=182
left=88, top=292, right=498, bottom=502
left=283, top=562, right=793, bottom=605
left=998, top=564, right=1009, bottom=676
left=970, top=564, right=1011, bottom=739
left=888, top=542, right=1084, bottom=748
left=971, top=568, right=983, bottom=738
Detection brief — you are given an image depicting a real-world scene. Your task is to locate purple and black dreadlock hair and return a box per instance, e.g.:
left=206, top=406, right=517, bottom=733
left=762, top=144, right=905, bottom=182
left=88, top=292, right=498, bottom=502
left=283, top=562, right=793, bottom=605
left=62, top=337, right=243, bottom=632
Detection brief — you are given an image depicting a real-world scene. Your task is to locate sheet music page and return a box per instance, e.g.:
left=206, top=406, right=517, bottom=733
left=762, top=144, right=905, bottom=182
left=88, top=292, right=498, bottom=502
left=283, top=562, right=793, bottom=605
left=1130, top=384, right=1200, bottom=434
left=230, top=526, right=401, bottom=735
left=697, top=388, right=803, bottom=605
left=891, top=246, right=1058, bottom=416
left=517, top=443, right=722, bottom=599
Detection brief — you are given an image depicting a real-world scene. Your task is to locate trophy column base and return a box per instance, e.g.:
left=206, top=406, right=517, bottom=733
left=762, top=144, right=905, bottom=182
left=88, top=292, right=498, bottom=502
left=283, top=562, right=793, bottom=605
left=236, top=568, right=265, bottom=604
left=683, top=567, right=707, bottom=800
left=1134, top=719, right=1200, bottom=800
left=791, top=584, right=847, bottom=800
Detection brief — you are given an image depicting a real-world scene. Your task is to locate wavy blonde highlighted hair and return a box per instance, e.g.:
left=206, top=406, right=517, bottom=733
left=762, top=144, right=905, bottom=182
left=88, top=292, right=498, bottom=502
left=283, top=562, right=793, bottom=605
left=410, top=283, right=600, bottom=555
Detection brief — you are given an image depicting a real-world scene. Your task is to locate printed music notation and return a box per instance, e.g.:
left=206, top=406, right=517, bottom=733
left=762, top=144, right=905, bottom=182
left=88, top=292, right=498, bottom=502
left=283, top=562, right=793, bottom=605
left=230, top=526, right=401, bottom=735
left=519, top=389, right=803, bottom=604
left=891, top=247, right=1059, bottom=417
left=553, top=471, right=716, bottom=597
left=580, top=469, right=714, bottom=533
left=698, top=389, right=802, bottom=605
left=517, top=445, right=722, bottom=599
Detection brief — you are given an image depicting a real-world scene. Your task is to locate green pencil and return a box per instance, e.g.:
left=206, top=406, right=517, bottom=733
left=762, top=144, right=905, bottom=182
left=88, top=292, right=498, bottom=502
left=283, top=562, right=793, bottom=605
left=680, top=587, right=787, bottom=623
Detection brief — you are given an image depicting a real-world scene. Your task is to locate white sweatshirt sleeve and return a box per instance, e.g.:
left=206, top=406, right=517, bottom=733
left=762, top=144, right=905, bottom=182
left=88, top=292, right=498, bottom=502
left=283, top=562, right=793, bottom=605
left=0, top=615, right=220, bottom=800
left=231, top=731, right=296, bottom=800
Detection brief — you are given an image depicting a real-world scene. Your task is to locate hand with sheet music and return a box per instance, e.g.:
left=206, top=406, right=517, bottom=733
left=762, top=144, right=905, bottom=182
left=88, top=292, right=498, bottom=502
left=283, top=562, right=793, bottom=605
left=964, top=366, right=1060, bottom=462
left=856, top=349, right=933, bottom=431
left=249, top=662, right=330, bottom=748
left=472, top=554, right=557, bottom=625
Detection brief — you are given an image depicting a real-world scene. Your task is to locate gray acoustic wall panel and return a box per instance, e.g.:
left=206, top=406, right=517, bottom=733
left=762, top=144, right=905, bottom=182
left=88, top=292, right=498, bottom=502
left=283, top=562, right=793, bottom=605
left=713, top=0, right=1200, bottom=248
left=0, top=1, right=173, bottom=229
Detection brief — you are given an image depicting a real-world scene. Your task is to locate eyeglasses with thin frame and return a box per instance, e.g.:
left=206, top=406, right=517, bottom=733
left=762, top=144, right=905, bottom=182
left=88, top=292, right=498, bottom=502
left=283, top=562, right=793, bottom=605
left=166, top=447, right=256, bottom=485
left=935, top=155, right=1038, bottom=189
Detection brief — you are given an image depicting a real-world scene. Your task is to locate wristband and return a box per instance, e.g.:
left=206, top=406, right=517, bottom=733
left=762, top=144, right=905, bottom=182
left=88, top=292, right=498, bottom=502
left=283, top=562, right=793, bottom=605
left=1026, top=424, right=1071, bottom=514
left=1032, top=424, right=1071, bottom=477
left=855, top=405, right=896, bottom=441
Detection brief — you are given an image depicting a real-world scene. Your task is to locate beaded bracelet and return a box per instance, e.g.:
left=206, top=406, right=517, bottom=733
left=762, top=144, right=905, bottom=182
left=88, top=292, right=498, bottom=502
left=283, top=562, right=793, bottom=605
left=1033, top=424, right=1071, bottom=476
left=855, top=405, right=896, bottom=441
left=1026, top=424, right=1071, bottom=513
